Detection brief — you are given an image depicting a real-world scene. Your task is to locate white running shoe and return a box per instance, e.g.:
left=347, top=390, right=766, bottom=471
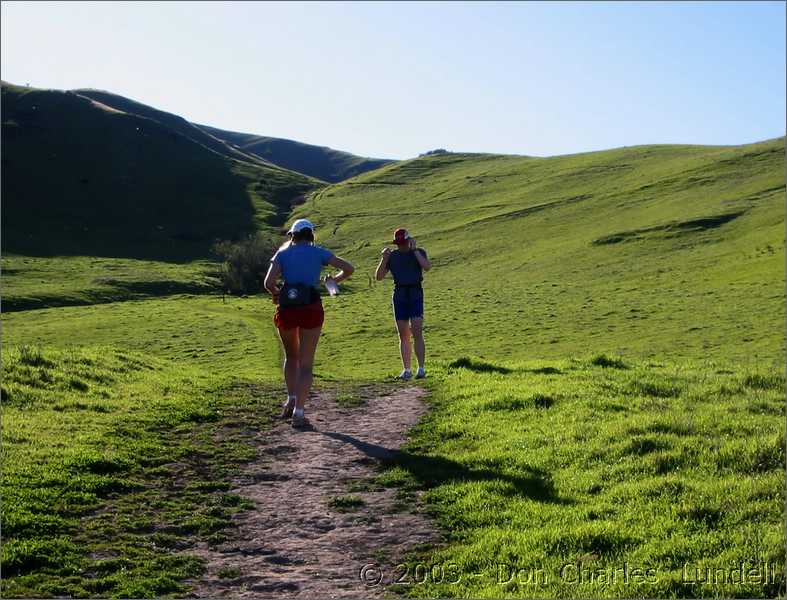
left=397, top=369, right=413, bottom=381
left=415, top=367, right=426, bottom=379
left=280, top=397, right=295, bottom=419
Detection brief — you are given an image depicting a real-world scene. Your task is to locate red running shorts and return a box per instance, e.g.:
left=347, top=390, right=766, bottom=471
left=274, top=301, right=324, bottom=330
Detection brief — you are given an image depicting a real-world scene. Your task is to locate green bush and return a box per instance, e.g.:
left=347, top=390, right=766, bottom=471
left=212, top=234, right=278, bottom=295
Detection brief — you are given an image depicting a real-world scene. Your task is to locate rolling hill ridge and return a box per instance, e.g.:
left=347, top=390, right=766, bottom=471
left=69, top=87, right=396, bottom=184
left=198, top=124, right=395, bottom=184
left=74, top=88, right=279, bottom=168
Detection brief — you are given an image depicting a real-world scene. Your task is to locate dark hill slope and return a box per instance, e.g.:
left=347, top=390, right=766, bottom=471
left=198, top=124, right=394, bottom=183
left=73, top=89, right=273, bottom=168
left=1, top=82, right=321, bottom=260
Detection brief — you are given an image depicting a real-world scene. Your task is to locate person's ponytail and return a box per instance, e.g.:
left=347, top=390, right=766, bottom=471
left=292, top=228, right=315, bottom=244
left=277, top=227, right=315, bottom=252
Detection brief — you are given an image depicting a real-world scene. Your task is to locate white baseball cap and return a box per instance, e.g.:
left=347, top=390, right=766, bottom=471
left=287, top=218, right=315, bottom=234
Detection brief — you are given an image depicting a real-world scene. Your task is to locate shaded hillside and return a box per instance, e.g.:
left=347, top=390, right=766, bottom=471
left=1, top=82, right=321, bottom=260
left=199, top=124, right=394, bottom=183
left=73, top=89, right=273, bottom=168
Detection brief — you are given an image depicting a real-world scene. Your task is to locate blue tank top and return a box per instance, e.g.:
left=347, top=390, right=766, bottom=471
left=388, top=248, right=427, bottom=286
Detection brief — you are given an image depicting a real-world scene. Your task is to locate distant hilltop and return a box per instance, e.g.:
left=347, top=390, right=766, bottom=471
left=198, top=124, right=395, bottom=184
left=419, top=148, right=450, bottom=157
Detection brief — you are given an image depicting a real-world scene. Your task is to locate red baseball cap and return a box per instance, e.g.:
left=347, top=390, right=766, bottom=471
left=391, top=228, right=411, bottom=245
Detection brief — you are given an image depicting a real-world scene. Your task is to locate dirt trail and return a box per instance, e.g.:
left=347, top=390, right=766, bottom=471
left=184, top=386, right=440, bottom=598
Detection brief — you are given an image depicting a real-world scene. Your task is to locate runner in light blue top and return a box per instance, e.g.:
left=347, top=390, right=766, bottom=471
left=263, top=218, right=355, bottom=429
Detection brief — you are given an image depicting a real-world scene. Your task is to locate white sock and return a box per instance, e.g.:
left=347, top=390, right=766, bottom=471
left=287, top=394, right=296, bottom=402
left=293, top=407, right=304, bottom=417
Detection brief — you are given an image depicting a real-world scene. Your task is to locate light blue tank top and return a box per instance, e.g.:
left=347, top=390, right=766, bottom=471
left=271, top=243, right=334, bottom=287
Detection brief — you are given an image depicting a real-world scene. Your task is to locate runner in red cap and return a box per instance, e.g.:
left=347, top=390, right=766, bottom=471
left=375, top=228, right=432, bottom=380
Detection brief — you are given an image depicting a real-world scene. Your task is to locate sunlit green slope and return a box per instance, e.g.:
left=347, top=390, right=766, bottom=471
left=300, top=138, right=785, bottom=368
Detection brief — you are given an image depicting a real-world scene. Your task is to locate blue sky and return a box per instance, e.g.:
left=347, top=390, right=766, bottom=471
left=2, top=1, right=784, bottom=159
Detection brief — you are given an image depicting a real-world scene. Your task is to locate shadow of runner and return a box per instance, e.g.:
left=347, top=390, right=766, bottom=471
left=321, top=431, right=568, bottom=504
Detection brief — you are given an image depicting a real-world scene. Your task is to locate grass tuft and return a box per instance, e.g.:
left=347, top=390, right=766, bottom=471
left=742, top=372, right=784, bottom=390
left=627, top=376, right=682, bottom=398
left=590, top=354, right=628, bottom=369
left=216, top=567, right=242, bottom=579
left=327, top=495, right=366, bottom=512
left=18, top=344, right=54, bottom=367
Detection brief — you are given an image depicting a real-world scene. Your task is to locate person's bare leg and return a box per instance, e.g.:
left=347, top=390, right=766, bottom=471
left=396, top=319, right=412, bottom=371
left=411, top=318, right=425, bottom=369
left=277, top=326, right=299, bottom=398
left=295, top=326, right=322, bottom=410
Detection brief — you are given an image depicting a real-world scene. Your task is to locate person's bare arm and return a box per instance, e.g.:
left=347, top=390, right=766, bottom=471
left=327, top=255, right=355, bottom=283
left=263, top=261, right=281, bottom=302
left=375, top=247, right=391, bottom=280
left=410, top=239, right=431, bottom=271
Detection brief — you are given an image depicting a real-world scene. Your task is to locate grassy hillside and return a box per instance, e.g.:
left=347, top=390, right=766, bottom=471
left=0, top=255, right=216, bottom=312
left=285, top=138, right=785, bottom=597
left=199, top=124, right=394, bottom=183
left=1, top=82, right=321, bottom=262
left=389, top=356, right=784, bottom=598
left=301, top=138, right=786, bottom=367
left=2, top=136, right=784, bottom=598
left=2, top=344, right=281, bottom=598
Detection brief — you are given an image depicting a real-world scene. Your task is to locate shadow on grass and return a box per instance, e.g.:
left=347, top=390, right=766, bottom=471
left=321, top=431, right=569, bottom=504
left=447, top=357, right=512, bottom=374
left=2, top=279, right=217, bottom=312
left=590, top=354, right=628, bottom=369
left=447, top=358, right=564, bottom=376
left=527, top=366, right=563, bottom=375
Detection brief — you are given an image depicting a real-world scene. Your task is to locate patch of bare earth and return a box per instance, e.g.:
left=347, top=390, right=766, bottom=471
left=183, top=386, right=441, bottom=598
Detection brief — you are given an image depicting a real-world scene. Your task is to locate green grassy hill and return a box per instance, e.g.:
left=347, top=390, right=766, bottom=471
left=199, top=124, right=395, bottom=183
left=2, top=133, right=784, bottom=598
left=288, top=138, right=784, bottom=597
left=1, top=81, right=321, bottom=262
left=303, top=138, right=786, bottom=367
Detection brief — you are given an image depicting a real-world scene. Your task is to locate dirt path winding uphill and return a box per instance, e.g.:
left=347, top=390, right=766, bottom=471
left=184, top=386, right=440, bottom=598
